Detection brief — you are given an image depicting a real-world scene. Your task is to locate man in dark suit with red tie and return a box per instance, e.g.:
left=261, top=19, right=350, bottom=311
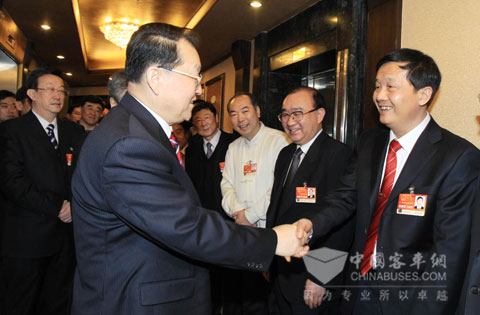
left=0, top=67, right=85, bottom=314
left=266, top=87, right=353, bottom=314
left=294, top=49, right=479, bottom=314
left=71, top=23, right=309, bottom=315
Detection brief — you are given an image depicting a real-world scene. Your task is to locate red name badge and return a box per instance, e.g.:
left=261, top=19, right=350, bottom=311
left=219, top=162, right=225, bottom=173
left=296, top=187, right=316, bottom=203
left=66, top=153, right=72, bottom=166
left=396, top=194, right=427, bottom=216
left=243, top=162, right=257, bottom=175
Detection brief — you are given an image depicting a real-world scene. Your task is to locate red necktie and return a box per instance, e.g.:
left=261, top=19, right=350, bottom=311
left=169, top=133, right=183, bottom=165
left=361, top=139, right=402, bottom=275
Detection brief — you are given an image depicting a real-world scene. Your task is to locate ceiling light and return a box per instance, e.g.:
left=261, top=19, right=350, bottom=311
left=66, top=72, right=73, bottom=76
left=41, top=24, right=51, bottom=30
left=250, top=1, right=262, bottom=8
left=99, top=20, right=140, bottom=49
left=57, top=55, right=65, bottom=59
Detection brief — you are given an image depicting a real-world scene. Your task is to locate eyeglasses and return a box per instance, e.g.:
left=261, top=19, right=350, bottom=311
left=36, top=87, right=69, bottom=97
left=158, top=67, right=202, bottom=86
left=193, top=115, right=213, bottom=124
left=277, top=108, right=318, bottom=123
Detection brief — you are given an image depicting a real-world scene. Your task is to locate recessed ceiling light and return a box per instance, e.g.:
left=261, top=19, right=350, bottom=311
left=57, top=55, right=65, bottom=59
left=41, top=24, right=51, bottom=30
left=250, top=1, right=262, bottom=8
left=66, top=72, right=73, bottom=76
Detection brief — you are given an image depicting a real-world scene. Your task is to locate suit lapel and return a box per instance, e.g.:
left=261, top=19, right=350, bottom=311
left=368, top=131, right=390, bottom=217
left=25, top=111, right=59, bottom=155
left=277, top=133, right=328, bottom=219
left=121, top=93, right=175, bottom=156
left=387, top=119, right=442, bottom=207
left=269, top=144, right=295, bottom=224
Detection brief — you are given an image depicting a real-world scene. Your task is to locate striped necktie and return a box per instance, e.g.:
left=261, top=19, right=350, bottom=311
left=169, top=133, right=183, bottom=165
left=46, top=124, right=58, bottom=150
left=360, top=139, right=402, bottom=275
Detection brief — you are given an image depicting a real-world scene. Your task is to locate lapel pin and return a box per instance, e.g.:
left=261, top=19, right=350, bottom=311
left=408, top=186, right=415, bottom=194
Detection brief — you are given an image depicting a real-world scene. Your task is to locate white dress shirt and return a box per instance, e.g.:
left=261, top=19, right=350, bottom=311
left=203, top=129, right=221, bottom=155
left=32, top=109, right=58, bottom=140
left=373, top=112, right=431, bottom=267
left=221, top=123, right=290, bottom=228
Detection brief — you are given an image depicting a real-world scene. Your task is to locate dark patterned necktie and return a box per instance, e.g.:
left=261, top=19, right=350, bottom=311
left=284, top=147, right=303, bottom=188
left=206, top=142, right=213, bottom=159
left=46, top=124, right=58, bottom=150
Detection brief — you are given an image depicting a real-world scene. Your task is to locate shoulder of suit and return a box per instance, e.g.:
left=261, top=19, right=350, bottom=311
left=60, top=118, right=85, bottom=134
left=437, top=125, right=479, bottom=152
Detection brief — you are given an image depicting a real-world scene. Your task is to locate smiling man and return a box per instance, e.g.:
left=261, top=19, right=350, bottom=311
left=221, top=92, right=290, bottom=315
left=185, top=101, right=237, bottom=314
left=294, top=49, right=479, bottom=314
left=78, top=95, right=104, bottom=132
left=71, top=23, right=310, bottom=315
left=267, top=87, right=353, bottom=315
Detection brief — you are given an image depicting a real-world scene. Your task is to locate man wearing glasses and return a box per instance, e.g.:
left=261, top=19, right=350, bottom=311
left=71, top=23, right=310, bottom=315
left=0, top=67, right=85, bottom=314
left=267, top=87, right=353, bottom=314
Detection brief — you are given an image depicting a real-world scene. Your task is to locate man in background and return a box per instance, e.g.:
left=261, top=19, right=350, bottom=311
left=15, top=86, right=32, bottom=115
left=186, top=101, right=237, bottom=314
left=108, top=70, right=127, bottom=107
left=0, top=90, right=19, bottom=123
left=66, top=103, right=82, bottom=123
left=0, top=67, right=85, bottom=314
left=78, top=95, right=104, bottom=132
left=267, top=87, right=353, bottom=314
left=172, top=121, right=191, bottom=167
left=221, top=92, right=290, bottom=314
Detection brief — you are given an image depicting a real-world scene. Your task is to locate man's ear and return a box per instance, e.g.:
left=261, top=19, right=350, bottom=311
left=316, top=108, right=326, bottom=124
left=255, top=105, right=261, bottom=118
left=26, top=89, right=37, bottom=102
left=145, top=66, right=163, bottom=95
left=417, top=86, right=433, bottom=107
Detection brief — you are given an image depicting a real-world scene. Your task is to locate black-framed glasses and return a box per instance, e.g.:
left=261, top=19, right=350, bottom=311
left=36, top=87, right=69, bottom=97
left=157, top=66, right=202, bottom=86
left=277, top=108, right=318, bottom=123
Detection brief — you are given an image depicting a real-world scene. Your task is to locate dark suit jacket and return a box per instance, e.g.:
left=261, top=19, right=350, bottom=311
left=71, top=93, right=277, bottom=315
left=457, top=178, right=480, bottom=315
left=307, top=119, right=479, bottom=315
left=266, top=131, right=353, bottom=304
left=0, top=111, right=85, bottom=258
left=185, top=130, right=236, bottom=219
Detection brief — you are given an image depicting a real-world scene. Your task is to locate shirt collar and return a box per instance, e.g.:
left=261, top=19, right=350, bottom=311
left=389, top=112, right=431, bottom=154
left=132, top=95, right=172, bottom=138
left=203, top=128, right=221, bottom=148
left=32, top=109, right=57, bottom=131
left=244, top=122, right=265, bottom=145
left=298, top=129, right=323, bottom=154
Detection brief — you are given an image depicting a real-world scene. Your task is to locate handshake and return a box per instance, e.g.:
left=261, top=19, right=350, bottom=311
left=272, top=219, right=313, bottom=261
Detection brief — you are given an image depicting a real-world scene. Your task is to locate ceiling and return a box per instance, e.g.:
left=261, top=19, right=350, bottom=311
left=3, top=0, right=319, bottom=87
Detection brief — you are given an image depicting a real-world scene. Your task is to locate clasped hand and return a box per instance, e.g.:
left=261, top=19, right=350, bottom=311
left=273, top=219, right=313, bottom=261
